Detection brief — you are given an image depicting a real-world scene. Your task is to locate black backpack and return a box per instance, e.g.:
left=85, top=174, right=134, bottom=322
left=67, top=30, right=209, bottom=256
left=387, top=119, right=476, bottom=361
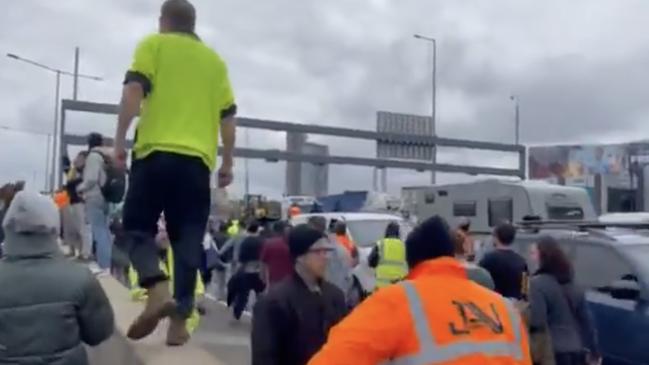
left=92, top=151, right=126, bottom=203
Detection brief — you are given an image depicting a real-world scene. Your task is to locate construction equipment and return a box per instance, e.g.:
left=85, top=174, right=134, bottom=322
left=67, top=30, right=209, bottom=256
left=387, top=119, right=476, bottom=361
left=241, top=194, right=282, bottom=222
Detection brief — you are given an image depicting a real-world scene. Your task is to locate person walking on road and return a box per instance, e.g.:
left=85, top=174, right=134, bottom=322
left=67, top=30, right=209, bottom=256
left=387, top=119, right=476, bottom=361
left=480, top=222, right=529, bottom=299
left=308, top=216, right=532, bottom=365
left=0, top=191, right=114, bottom=364
left=62, top=151, right=91, bottom=260
left=309, top=216, right=354, bottom=303
left=260, top=221, right=293, bottom=289
left=452, top=228, right=495, bottom=290
left=529, top=237, right=600, bottom=365
left=368, top=221, right=407, bottom=289
left=113, top=0, right=237, bottom=346
left=252, top=224, right=347, bottom=365
left=228, top=221, right=265, bottom=320
left=333, top=221, right=355, bottom=257
left=77, top=133, right=113, bottom=276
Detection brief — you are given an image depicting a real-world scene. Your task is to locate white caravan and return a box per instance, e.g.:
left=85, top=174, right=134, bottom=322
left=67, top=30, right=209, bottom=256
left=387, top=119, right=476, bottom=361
left=402, top=179, right=597, bottom=233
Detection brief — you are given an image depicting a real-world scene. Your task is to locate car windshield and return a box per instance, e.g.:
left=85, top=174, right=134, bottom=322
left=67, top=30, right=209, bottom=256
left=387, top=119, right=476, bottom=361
left=346, top=220, right=411, bottom=248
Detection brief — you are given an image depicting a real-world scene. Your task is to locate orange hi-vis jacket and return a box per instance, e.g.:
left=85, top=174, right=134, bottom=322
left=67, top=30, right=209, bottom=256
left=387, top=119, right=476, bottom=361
left=308, top=258, right=532, bottom=365
left=335, top=234, right=355, bottom=257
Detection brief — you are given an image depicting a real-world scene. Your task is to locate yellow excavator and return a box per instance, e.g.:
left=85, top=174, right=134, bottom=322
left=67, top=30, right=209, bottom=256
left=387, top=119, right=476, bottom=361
left=236, top=194, right=282, bottom=222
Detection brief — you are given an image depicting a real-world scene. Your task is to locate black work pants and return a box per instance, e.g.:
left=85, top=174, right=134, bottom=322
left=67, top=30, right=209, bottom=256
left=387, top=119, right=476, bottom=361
left=122, top=152, right=210, bottom=318
left=554, top=352, right=586, bottom=365
left=228, top=270, right=265, bottom=320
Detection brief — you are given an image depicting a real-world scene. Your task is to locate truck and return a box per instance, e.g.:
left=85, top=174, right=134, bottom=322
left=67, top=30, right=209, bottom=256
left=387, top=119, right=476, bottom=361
left=318, top=191, right=402, bottom=214
left=402, top=179, right=597, bottom=233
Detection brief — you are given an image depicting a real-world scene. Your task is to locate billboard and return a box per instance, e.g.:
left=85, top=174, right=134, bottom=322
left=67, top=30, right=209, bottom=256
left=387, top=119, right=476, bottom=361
left=529, top=143, right=638, bottom=181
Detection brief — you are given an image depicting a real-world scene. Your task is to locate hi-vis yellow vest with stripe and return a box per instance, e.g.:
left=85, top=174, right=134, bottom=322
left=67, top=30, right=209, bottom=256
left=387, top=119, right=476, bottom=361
left=376, top=238, right=407, bottom=289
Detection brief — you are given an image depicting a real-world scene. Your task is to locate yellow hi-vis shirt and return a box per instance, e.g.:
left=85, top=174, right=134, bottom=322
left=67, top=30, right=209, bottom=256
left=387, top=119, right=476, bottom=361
left=126, top=32, right=236, bottom=171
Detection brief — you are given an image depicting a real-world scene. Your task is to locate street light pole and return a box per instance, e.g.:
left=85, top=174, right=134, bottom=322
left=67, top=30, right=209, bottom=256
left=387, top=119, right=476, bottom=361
left=510, top=95, right=520, bottom=145
left=414, top=34, right=438, bottom=184
left=51, top=71, right=61, bottom=192
left=6, top=51, right=102, bottom=191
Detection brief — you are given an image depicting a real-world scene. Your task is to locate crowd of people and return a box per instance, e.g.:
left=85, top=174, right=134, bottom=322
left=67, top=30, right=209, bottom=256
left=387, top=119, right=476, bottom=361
left=0, top=0, right=603, bottom=364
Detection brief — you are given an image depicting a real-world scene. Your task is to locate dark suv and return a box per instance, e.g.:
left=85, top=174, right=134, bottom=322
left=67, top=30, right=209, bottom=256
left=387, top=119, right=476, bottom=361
left=492, top=221, right=649, bottom=365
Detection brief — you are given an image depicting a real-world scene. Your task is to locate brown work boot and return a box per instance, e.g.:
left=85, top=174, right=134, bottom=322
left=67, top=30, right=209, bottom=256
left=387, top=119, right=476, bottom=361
left=127, top=281, right=175, bottom=340
left=166, top=314, right=190, bottom=346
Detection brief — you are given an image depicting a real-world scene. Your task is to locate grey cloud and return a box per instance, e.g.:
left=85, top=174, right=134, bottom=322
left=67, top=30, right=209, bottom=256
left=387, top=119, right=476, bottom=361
left=3, top=0, right=649, bottom=196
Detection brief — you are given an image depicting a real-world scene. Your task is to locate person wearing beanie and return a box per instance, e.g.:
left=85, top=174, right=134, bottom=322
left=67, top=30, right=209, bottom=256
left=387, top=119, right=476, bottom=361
left=0, top=191, right=114, bottom=365
left=309, top=216, right=532, bottom=365
left=251, top=224, right=347, bottom=365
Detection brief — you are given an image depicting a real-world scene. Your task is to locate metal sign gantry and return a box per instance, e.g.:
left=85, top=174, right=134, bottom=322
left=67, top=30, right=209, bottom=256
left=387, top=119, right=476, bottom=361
left=58, top=99, right=526, bottom=187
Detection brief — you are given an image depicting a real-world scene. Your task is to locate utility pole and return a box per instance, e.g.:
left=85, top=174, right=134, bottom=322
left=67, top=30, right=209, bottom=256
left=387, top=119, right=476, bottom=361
left=51, top=71, right=61, bottom=192
left=511, top=95, right=520, bottom=145
left=414, top=34, right=438, bottom=184
left=244, top=129, right=250, bottom=197
left=73, top=47, right=80, bottom=100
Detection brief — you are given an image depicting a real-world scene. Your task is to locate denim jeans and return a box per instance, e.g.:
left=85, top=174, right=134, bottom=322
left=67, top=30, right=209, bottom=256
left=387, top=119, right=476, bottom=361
left=86, top=201, right=112, bottom=270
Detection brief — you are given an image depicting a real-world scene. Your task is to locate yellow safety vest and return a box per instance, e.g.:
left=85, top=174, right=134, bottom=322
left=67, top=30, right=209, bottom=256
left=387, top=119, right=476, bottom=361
left=227, top=221, right=240, bottom=237
left=375, top=238, right=407, bottom=289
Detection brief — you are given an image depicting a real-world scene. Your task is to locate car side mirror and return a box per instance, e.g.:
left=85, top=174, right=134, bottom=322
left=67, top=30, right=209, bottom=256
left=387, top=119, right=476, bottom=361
left=609, top=279, right=641, bottom=301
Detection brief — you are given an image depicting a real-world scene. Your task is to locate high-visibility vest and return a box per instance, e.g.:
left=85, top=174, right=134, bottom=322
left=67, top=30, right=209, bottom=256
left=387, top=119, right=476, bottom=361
left=227, top=220, right=240, bottom=237
left=289, top=206, right=301, bottom=217
left=307, top=258, right=531, bottom=365
left=336, top=235, right=355, bottom=257
left=53, top=191, right=70, bottom=209
left=375, top=238, right=407, bottom=289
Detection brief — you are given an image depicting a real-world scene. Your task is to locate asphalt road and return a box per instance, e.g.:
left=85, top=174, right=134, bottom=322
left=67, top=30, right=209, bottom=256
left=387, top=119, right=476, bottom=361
left=192, top=296, right=252, bottom=365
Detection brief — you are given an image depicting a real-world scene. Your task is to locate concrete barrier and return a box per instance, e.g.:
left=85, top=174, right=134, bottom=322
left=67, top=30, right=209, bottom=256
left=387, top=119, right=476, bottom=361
left=87, top=276, right=227, bottom=365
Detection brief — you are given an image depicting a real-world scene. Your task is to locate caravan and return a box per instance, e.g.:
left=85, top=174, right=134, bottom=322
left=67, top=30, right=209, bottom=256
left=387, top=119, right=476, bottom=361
left=402, top=179, right=597, bottom=233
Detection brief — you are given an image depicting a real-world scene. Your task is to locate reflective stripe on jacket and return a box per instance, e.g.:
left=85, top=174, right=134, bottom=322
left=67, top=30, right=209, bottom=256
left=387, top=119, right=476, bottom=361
left=308, top=258, right=532, bottom=365
left=375, top=238, right=407, bottom=289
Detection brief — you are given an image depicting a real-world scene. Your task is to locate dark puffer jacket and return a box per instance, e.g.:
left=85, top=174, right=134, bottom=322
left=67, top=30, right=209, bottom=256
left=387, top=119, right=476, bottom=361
left=0, top=232, right=114, bottom=365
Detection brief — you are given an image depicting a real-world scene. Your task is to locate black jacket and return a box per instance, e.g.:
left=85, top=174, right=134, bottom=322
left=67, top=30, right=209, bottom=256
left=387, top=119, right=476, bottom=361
left=239, top=236, right=264, bottom=263
left=251, top=273, right=347, bottom=365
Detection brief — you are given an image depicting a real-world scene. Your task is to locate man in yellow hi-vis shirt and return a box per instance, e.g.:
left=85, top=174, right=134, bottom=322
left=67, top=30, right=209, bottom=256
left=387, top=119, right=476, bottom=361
left=113, top=0, right=237, bottom=346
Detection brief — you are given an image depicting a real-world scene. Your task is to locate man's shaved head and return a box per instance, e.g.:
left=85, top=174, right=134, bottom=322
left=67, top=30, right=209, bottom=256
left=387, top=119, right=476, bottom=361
left=160, top=0, right=196, bottom=34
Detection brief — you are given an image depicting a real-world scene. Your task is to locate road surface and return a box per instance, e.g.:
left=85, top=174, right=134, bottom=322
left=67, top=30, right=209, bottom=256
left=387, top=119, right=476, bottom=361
left=193, top=296, right=251, bottom=365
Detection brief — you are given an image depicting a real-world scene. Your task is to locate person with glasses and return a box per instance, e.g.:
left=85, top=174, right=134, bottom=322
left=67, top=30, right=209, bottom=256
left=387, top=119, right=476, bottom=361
left=251, top=224, right=347, bottom=365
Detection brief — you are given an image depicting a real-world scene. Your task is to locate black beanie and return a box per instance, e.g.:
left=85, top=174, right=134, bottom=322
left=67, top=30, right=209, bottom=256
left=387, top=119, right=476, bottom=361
left=405, top=215, right=454, bottom=269
left=289, top=224, right=325, bottom=258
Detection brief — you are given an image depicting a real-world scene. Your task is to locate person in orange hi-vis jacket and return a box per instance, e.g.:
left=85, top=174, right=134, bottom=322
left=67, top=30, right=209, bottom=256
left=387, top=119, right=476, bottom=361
left=308, top=215, right=532, bottom=365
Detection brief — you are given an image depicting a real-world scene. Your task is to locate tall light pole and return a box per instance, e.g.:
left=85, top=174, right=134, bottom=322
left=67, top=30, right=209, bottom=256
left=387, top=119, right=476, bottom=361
left=6, top=52, right=102, bottom=191
left=510, top=95, right=520, bottom=145
left=414, top=34, right=438, bottom=184
left=0, top=125, right=52, bottom=191
left=244, top=129, right=250, bottom=197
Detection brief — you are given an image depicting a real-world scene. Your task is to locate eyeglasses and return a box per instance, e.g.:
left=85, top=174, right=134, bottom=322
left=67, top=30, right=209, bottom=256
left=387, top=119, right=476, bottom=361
left=307, top=248, right=333, bottom=256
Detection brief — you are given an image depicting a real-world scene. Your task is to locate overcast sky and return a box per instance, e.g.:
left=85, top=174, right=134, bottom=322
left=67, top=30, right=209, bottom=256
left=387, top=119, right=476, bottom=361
left=3, top=0, right=649, bottom=197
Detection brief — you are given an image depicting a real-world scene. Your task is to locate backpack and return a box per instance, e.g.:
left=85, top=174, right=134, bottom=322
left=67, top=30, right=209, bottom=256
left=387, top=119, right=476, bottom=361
left=92, top=151, right=126, bottom=204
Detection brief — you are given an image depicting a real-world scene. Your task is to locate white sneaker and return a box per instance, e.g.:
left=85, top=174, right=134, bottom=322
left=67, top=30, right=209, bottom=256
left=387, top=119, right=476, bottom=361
left=95, top=269, right=111, bottom=278
left=88, top=263, right=102, bottom=275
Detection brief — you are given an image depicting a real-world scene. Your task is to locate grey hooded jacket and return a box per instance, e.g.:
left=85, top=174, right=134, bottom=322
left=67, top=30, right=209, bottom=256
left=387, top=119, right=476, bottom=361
left=0, top=191, right=114, bottom=365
